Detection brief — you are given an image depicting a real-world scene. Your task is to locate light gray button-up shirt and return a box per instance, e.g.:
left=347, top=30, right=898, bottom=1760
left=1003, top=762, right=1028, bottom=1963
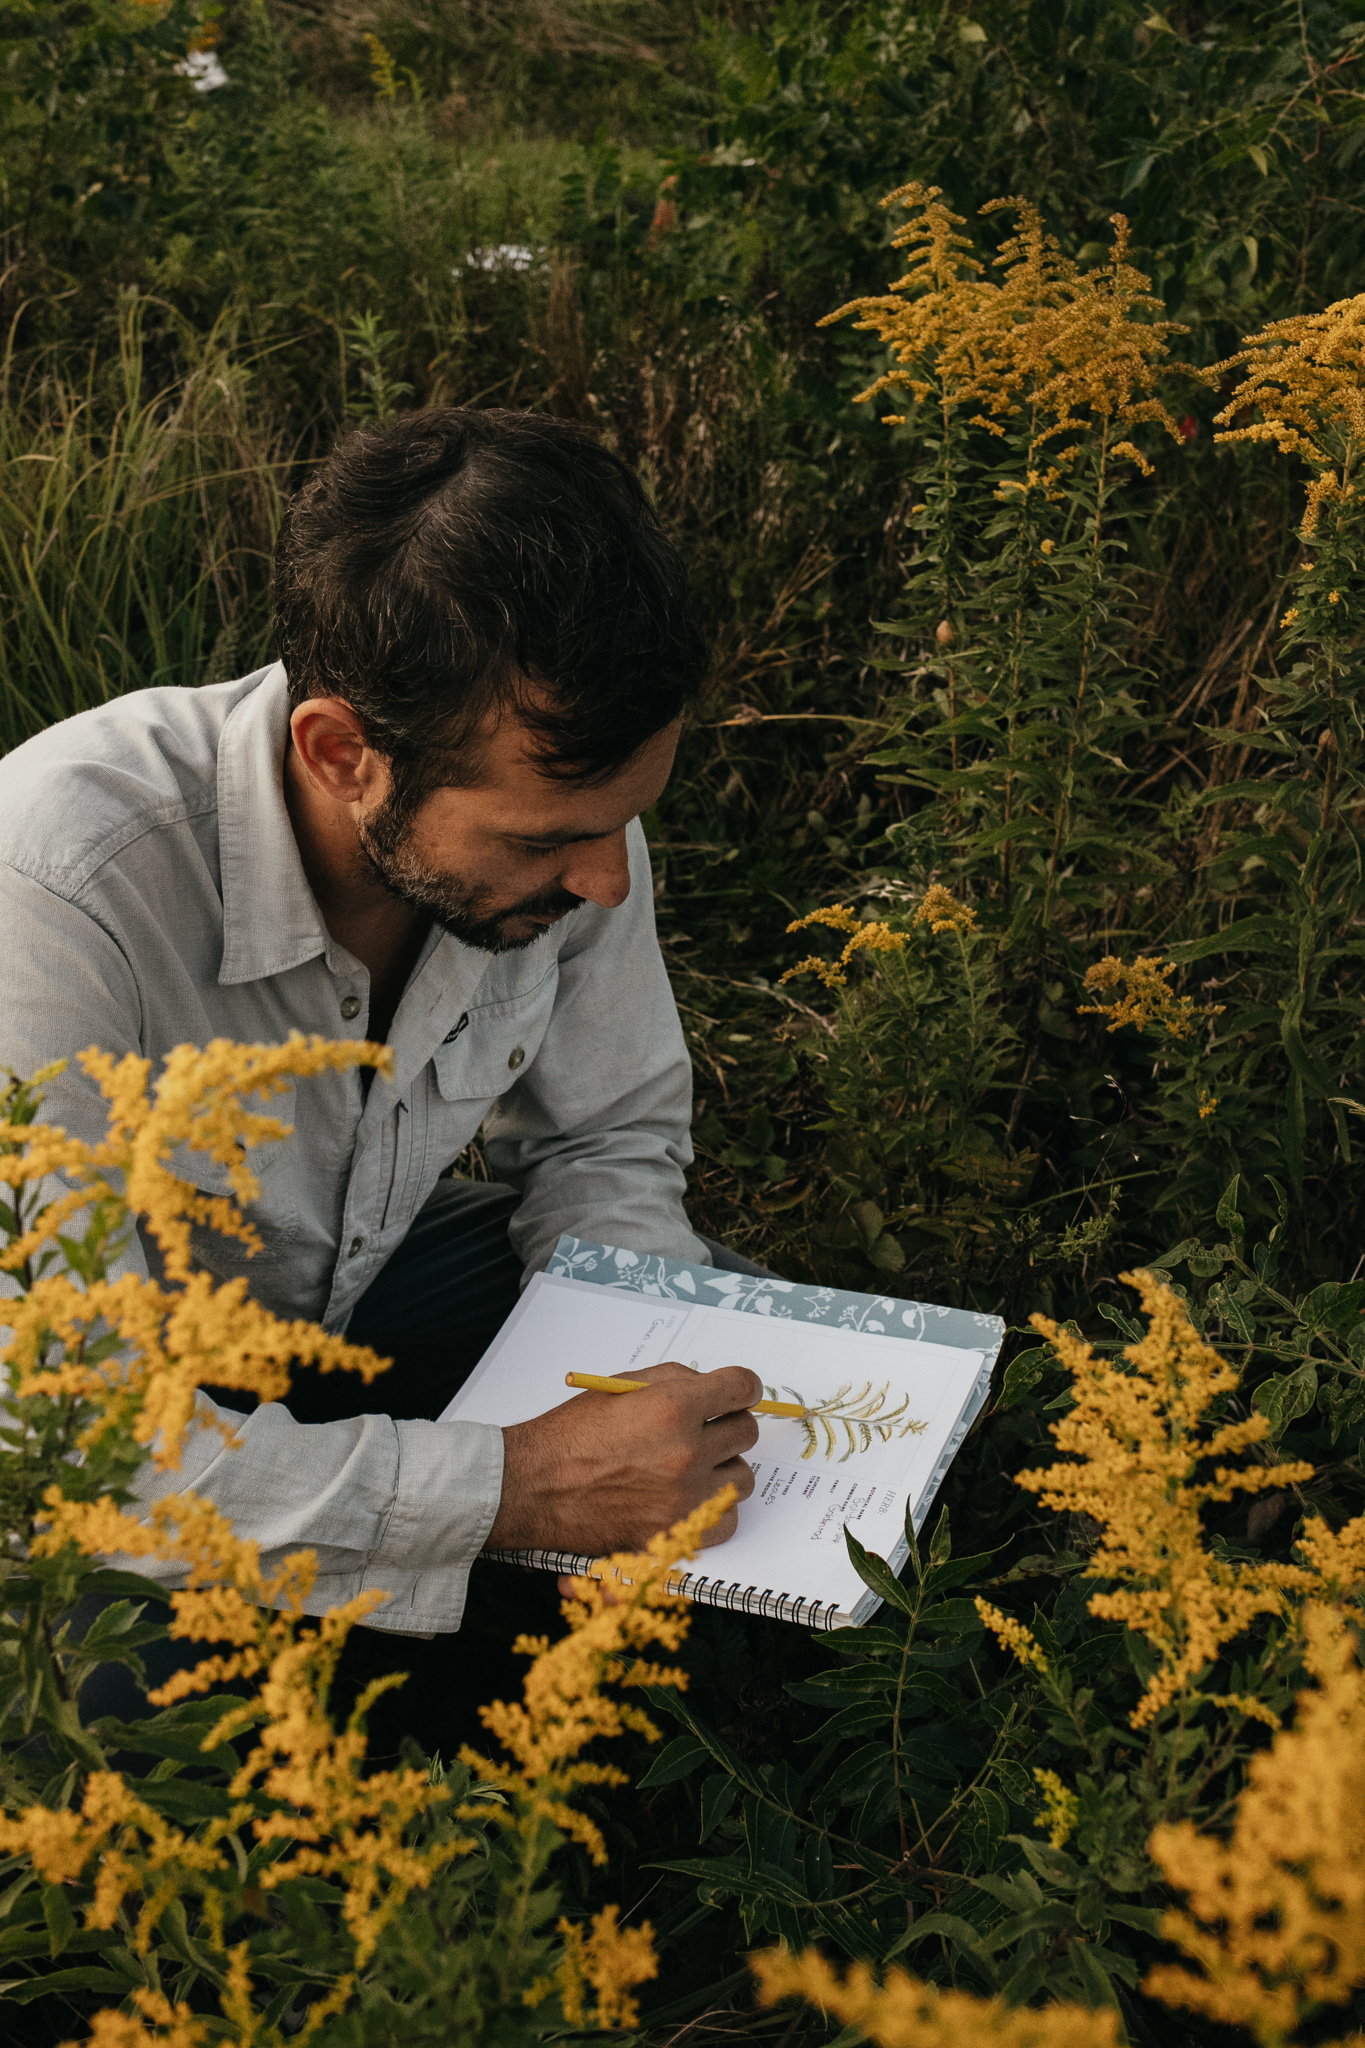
left=0, top=665, right=709, bottom=1632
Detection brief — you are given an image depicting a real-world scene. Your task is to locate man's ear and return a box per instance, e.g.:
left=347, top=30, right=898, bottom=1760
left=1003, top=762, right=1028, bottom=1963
left=290, top=698, right=387, bottom=807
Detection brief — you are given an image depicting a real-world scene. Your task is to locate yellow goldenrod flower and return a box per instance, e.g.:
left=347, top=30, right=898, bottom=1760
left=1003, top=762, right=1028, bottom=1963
left=1079, top=954, right=1224, bottom=1040
left=753, top=1947, right=1121, bottom=2047
left=1033, top=1767, right=1079, bottom=1850
left=1198, top=1088, right=1218, bottom=1119
left=1, top=1038, right=718, bottom=2039
left=1146, top=1603, right=1365, bottom=2039
left=912, top=883, right=977, bottom=934
left=1280, top=606, right=1300, bottom=626
left=780, top=904, right=910, bottom=989
left=1212, top=294, right=1365, bottom=535
left=1020, top=1272, right=1329, bottom=1728
left=819, top=186, right=1185, bottom=467
left=554, top=1905, right=659, bottom=2030
left=975, top=1597, right=1049, bottom=1672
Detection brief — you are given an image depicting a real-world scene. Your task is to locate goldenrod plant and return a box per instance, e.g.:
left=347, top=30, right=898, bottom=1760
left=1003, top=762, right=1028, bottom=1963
left=0, top=1045, right=723, bottom=2042
left=692, top=1276, right=1365, bottom=2047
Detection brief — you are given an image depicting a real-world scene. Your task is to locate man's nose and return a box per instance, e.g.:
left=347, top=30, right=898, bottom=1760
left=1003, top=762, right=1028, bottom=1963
left=561, top=829, right=631, bottom=909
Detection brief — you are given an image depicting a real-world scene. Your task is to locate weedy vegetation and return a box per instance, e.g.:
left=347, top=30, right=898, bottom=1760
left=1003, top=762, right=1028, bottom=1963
left=5, top=2, right=1365, bottom=2043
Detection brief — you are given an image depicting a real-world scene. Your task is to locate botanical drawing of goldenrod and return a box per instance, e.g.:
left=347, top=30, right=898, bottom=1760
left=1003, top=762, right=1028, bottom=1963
left=764, top=1378, right=927, bottom=1463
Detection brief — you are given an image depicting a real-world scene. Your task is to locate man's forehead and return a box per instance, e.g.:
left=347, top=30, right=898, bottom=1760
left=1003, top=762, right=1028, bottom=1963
left=454, top=710, right=680, bottom=834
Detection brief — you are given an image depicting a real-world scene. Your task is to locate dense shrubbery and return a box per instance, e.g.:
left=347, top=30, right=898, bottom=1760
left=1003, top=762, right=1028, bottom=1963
left=6, top=2, right=1365, bottom=2041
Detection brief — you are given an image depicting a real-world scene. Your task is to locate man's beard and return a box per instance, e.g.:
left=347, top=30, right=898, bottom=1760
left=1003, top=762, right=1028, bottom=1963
left=357, top=791, right=583, bottom=953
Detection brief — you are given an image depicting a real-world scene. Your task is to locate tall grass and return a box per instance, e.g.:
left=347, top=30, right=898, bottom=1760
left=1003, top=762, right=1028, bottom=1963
left=0, top=302, right=288, bottom=751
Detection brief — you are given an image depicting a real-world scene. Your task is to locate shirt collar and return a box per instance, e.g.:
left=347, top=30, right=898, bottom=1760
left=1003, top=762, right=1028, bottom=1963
left=217, top=664, right=334, bottom=987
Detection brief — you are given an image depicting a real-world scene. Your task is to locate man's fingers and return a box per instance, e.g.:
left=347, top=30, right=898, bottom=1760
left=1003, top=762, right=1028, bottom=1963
left=699, top=1503, right=741, bottom=1547
left=702, top=1407, right=760, bottom=1463
left=571, top=1360, right=765, bottom=1419
left=643, top=1363, right=763, bottom=1418
left=715, top=1453, right=756, bottom=1504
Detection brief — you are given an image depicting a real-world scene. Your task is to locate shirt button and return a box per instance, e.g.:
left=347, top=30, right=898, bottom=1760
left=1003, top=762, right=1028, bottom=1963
left=348, top=1235, right=365, bottom=1258
left=340, top=995, right=362, bottom=1021
left=507, top=1045, right=526, bottom=1071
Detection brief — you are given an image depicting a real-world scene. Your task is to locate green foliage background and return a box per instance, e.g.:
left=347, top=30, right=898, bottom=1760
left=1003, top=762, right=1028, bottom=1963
left=4, top=2, right=1365, bottom=2041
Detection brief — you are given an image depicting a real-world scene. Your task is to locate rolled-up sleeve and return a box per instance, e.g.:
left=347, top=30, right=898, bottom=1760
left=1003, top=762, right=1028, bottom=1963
left=482, top=820, right=712, bottom=1274
left=126, top=1400, right=505, bottom=1634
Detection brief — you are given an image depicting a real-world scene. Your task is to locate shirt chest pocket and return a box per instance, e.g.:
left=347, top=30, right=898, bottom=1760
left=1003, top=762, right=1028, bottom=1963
left=166, top=1084, right=297, bottom=1271
left=430, top=967, right=559, bottom=1108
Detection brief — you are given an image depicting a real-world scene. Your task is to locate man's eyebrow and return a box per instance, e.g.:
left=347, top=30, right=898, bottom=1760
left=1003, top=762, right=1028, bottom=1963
left=500, top=826, right=617, bottom=848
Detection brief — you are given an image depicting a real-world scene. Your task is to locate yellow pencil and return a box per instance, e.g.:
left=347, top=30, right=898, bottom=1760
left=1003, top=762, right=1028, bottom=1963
left=564, top=1370, right=807, bottom=1419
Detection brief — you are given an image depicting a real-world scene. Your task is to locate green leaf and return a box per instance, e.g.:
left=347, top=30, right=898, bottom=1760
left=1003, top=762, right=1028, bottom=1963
left=1216, top=1174, right=1244, bottom=1238
left=843, top=1531, right=916, bottom=1617
left=1145, top=1237, right=1199, bottom=1271
left=916, top=1599, right=984, bottom=1636
left=822, top=1742, right=895, bottom=1801
left=868, top=1232, right=906, bottom=1273
left=1253, top=1363, right=1318, bottom=1437
left=796, top=1697, right=896, bottom=1746
left=921, top=1550, right=999, bottom=1597
left=42, top=1884, right=76, bottom=1960
left=885, top=1910, right=997, bottom=1966
left=699, top=1772, right=738, bottom=1842
left=4, top=1966, right=139, bottom=2003
left=997, top=1346, right=1050, bottom=1407
left=928, top=1504, right=951, bottom=1567
left=637, top=1733, right=710, bottom=1788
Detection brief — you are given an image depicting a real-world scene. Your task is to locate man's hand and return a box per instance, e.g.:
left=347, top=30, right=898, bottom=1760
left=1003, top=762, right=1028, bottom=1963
left=487, top=1361, right=762, bottom=1554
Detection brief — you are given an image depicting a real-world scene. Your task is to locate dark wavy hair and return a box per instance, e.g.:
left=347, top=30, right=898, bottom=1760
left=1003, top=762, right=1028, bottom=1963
left=272, top=407, right=707, bottom=790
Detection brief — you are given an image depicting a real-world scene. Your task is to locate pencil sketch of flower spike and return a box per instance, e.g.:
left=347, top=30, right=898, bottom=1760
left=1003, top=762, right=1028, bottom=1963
left=766, top=1380, right=929, bottom=1463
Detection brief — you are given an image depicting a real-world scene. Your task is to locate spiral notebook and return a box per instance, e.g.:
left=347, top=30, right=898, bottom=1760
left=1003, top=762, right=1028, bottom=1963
left=438, top=1237, right=1004, bottom=1630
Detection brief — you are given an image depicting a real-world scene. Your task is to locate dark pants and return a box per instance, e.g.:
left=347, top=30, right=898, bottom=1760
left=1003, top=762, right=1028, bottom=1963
left=76, top=1182, right=766, bottom=1760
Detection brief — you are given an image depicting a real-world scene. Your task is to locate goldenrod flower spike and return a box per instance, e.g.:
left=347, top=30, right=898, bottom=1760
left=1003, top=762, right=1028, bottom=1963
left=975, top=1597, right=1049, bottom=1672
left=1146, top=1602, right=1365, bottom=2042
left=753, top=1947, right=1122, bottom=2047
left=1033, top=1768, right=1079, bottom=1851
left=1019, top=1271, right=1335, bottom=1729
left=781, top=890, right=972, bottom=988
left=1213, top=293, right=1365, bottom=535
left=1079, top=953, right=1224, bottom=1040
left=820, top=187, right=1186, bottom=462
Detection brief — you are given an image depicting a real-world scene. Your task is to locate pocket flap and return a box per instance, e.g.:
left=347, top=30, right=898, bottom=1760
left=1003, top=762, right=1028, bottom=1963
left=432, top=969, right=559, bottom=1103
left=165, top=1082, right=298, bottom=1195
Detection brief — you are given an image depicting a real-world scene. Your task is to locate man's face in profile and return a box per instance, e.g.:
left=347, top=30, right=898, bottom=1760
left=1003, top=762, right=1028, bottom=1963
left=355, top=711, right=681, bottom=953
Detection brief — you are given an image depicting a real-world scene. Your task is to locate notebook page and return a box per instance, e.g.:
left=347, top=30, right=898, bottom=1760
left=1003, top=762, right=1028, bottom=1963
left=440, top=1272, right=985, bottom=1618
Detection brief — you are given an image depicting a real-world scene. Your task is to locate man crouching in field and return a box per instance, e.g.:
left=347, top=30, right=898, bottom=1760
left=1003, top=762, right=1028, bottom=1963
left=0, top=409, right=761, bottom=1740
